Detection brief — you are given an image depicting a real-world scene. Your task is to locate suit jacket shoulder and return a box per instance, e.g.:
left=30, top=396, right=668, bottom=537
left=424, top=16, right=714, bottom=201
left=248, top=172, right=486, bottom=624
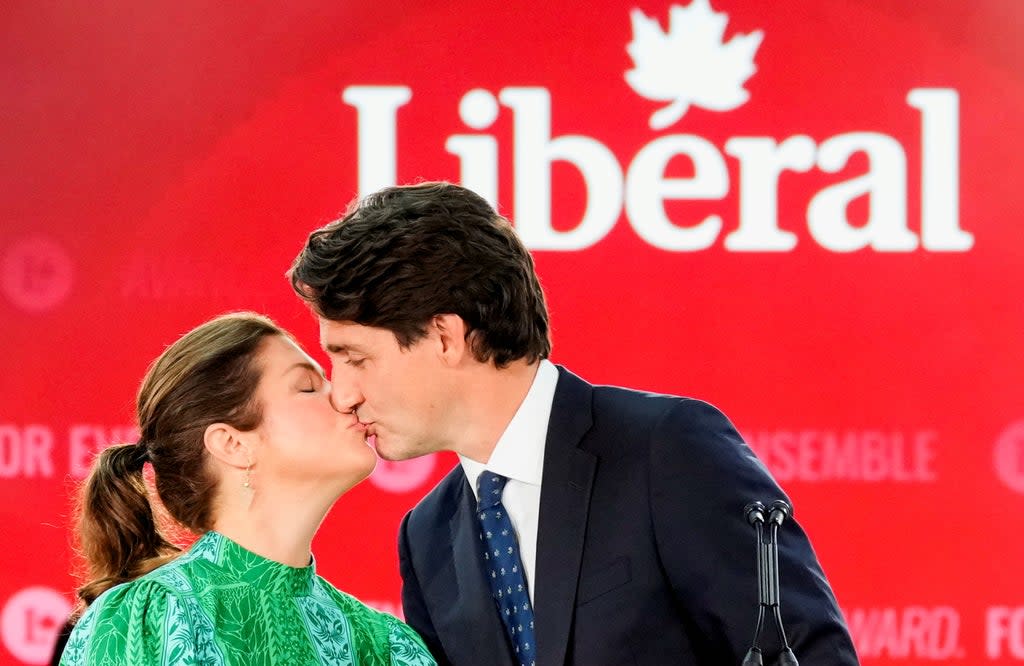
left=584, top=378, right=738, bottom=459
left=405, top=463, right=466, bottom=536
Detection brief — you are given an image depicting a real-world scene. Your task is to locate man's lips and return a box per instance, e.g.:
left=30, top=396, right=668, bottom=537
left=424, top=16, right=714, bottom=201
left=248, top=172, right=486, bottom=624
left=346, top=418, right=377, bottom=448
left=359, top=422, right=377, bottom=448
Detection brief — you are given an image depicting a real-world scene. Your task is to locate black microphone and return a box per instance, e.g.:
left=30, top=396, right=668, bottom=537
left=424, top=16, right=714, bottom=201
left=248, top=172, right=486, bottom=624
left=741, top=502, right=767, bottom=666
left=767, top=500, right=799, bottom=666
left=742, top=500, right=800, bottom=666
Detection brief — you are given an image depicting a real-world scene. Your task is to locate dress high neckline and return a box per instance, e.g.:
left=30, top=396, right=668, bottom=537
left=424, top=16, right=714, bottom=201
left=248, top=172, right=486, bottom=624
left=188, top=530, right=316, bottom=597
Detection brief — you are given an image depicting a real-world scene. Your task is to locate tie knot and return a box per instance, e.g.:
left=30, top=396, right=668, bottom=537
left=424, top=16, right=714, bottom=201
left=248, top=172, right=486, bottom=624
left=477, top=471, right=508, bottom=509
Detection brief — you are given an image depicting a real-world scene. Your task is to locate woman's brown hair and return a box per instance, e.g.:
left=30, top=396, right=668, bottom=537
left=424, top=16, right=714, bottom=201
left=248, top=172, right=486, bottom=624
left=75, top=312, right=284, bottom=606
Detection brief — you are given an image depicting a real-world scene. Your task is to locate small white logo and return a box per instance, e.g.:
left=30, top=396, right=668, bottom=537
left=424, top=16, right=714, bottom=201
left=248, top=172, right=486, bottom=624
left=625, top=0, right=764, bottom=129
left=994, top=421, right=1024, bottom=494
left=1, top=586, right=72, bottom=664
left=369, top=454, right=437, bottom=493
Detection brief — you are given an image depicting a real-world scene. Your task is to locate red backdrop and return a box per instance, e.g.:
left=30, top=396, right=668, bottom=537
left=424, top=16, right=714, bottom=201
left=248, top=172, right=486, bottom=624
left=2, top=1, right=1023, bottom=663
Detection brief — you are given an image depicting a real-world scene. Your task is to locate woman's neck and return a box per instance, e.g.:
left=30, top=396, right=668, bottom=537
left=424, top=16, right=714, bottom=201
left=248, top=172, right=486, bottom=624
left=211, top=483, right=338, bottom=567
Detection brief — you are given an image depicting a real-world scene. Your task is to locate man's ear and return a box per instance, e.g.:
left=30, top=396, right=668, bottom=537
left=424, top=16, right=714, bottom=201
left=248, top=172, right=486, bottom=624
left=431, top=314, right=470, bottom=365
left=203, top=423, right=252, bottom=470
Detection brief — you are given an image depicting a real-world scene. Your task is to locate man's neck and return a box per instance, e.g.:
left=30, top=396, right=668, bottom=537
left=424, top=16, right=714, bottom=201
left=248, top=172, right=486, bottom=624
left=451, top=360, right=542, bottom=464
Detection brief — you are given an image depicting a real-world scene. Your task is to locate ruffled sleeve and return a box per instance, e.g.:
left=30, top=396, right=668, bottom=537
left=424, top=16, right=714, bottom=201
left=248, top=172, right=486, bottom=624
left=387, top=615, right=437, bottom=666
left=60, top=579, right=197, bottom=666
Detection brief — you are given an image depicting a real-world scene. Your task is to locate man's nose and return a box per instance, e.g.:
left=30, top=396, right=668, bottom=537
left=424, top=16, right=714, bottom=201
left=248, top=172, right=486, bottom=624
left=329, top=375, right=363, bottom=415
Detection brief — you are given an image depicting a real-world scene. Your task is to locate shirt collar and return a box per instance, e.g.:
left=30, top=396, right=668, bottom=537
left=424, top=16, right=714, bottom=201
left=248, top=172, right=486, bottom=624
left=459, top=359, right=559, bottom=500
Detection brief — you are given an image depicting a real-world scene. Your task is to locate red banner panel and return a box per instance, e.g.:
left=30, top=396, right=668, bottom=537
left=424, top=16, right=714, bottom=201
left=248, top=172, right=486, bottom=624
left=2, top=1, right=1022, bottom=663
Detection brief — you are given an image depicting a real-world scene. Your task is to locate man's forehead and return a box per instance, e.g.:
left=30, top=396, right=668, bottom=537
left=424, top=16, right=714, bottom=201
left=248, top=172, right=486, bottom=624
left=319, top=318, right=356, bottom=340
left=318, top=319, right=381, bottom=350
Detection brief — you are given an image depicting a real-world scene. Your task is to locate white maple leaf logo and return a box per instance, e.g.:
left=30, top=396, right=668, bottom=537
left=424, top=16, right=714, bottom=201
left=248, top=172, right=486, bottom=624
left=625, top=0, right=764, bottom=129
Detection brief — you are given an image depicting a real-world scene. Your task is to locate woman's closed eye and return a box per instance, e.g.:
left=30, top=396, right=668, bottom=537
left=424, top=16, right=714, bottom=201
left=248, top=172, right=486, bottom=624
left=298, top=371, right=325, bottom=393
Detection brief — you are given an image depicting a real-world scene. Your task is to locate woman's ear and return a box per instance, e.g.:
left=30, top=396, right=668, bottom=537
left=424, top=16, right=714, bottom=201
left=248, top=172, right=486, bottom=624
left=203, top=423, right=252, bottom=470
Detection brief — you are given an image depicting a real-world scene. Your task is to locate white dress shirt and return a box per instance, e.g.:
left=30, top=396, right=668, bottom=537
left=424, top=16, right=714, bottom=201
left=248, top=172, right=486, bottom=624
left=458, top=359, right=558, bottom=604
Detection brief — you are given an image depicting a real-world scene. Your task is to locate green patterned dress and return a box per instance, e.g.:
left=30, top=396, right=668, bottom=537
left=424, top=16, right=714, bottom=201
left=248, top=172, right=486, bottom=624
left=59, top=531, right=436, bottom=665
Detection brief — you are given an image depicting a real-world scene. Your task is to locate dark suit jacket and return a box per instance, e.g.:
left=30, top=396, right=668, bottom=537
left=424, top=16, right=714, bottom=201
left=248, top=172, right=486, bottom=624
left=398, top=366, right=859, bottom=665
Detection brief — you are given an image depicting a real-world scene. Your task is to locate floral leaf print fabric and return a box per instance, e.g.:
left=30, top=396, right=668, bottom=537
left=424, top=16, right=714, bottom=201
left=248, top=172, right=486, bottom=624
left=60, top=531, right=435, bottom=665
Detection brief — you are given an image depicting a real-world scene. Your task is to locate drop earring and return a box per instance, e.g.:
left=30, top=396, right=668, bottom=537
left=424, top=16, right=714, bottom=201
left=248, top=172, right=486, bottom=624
left=243, top=460, right=252, bottom=490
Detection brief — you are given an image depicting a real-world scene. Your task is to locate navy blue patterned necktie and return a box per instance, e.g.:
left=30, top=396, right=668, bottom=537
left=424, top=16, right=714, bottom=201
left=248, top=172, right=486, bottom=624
left=477, top=471, right=537, bottom=666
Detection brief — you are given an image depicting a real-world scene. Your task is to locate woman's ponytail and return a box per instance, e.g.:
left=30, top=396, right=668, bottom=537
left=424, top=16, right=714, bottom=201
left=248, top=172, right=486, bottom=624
left=75, top=442, right=179, bottom=605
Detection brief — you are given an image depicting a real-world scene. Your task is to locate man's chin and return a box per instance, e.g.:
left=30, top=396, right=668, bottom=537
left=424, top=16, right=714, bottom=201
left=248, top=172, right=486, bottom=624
left=372, top=434, right=438, bottom=462
left=373, top=439, right=411, bottom=462
left=377, top=448, right=416, bottom=462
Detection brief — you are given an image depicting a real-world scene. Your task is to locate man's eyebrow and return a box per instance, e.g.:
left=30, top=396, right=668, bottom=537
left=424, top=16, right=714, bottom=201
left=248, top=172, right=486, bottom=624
left=322, top=342, right=365, bottom=355
left=284, top=361, right=325, bottom=378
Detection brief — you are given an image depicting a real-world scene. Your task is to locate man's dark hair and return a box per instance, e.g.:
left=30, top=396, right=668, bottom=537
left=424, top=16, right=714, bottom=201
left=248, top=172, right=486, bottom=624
left=290, top=182, right=551, bottom=367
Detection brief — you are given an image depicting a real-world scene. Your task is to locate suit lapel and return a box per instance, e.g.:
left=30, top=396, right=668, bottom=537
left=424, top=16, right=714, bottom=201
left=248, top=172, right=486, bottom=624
left=433, top=475, right=517, bottom=665
left=534, top=368, right=597, bottom=666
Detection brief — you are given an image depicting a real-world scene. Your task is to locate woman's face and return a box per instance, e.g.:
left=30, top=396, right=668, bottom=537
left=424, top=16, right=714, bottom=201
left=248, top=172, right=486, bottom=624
left=250, top=334, right=377, bottom=493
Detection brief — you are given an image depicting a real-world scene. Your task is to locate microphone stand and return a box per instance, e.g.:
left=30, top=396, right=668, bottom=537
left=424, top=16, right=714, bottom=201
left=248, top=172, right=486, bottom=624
left=742, top=502, right=767, bottom=666
left=768, top=501, right=799, bottom=666
left=742, top=500, right=799, bottom=666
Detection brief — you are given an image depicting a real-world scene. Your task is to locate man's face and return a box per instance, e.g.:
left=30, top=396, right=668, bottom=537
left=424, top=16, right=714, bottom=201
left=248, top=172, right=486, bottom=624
left=319, top=318, right=451, bottom=461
